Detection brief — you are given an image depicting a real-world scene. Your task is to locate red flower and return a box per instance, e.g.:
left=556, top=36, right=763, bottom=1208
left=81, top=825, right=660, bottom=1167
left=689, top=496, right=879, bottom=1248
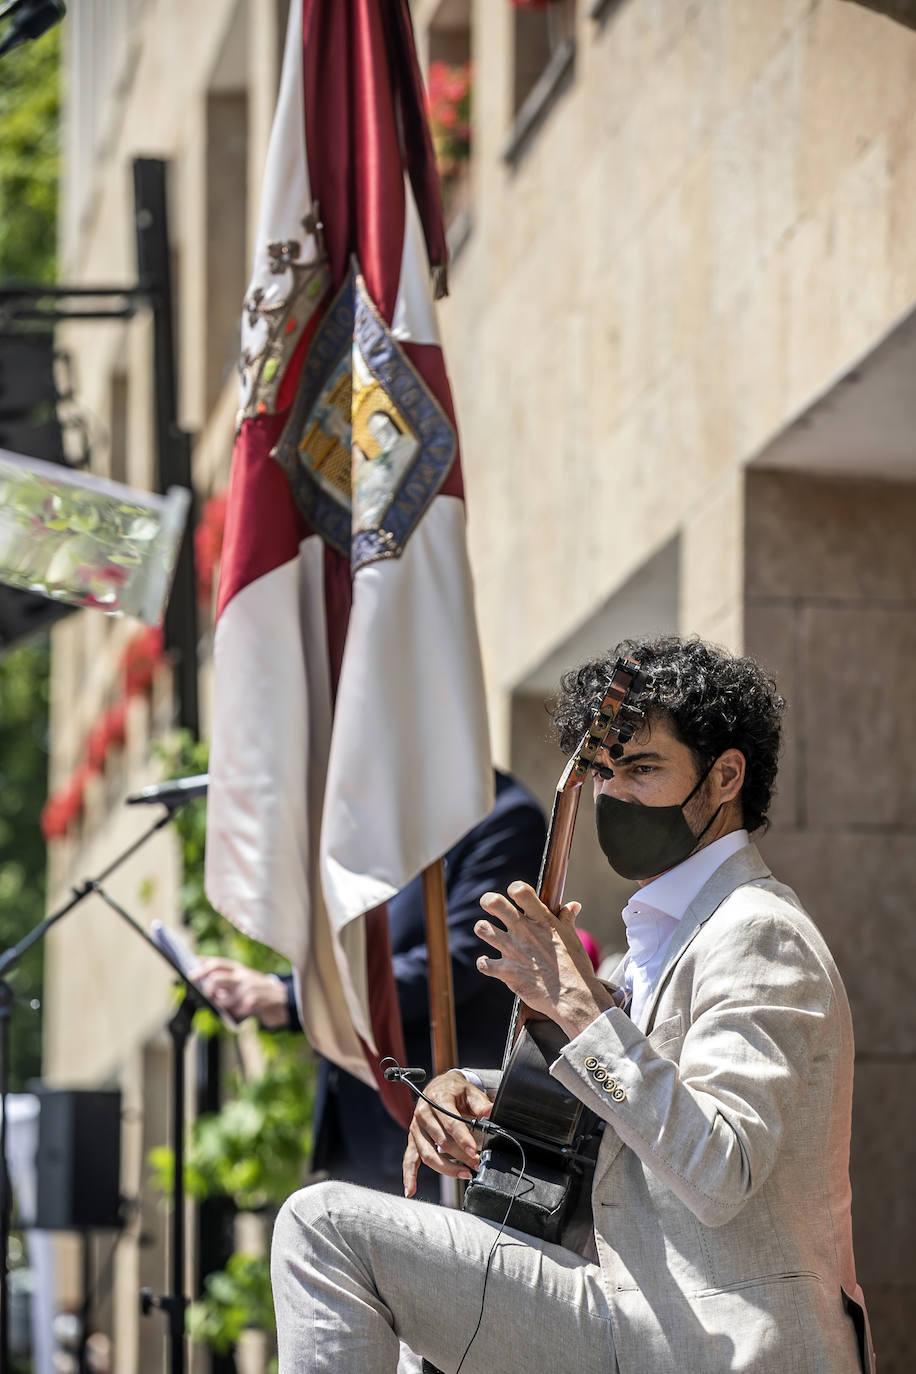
left=194, top=490, right=228, bottom=610
left=103, top=700, right=128, bottom=748
left=425, top=61, right=472, bottom=184
left=40, top=764, right=94, bottom=840
left=123, top=625, right=165, bottom=696
left=86, top=718, right=110, bottom=772
left=443, top=70, right=471, bottom=103
left=40, top=793, right=72, bottom=840
left=99, top=563, right=129, bottom=585
left=85, top=699, right=129, bottom=772
left=76, top=562, right=129, bottom=587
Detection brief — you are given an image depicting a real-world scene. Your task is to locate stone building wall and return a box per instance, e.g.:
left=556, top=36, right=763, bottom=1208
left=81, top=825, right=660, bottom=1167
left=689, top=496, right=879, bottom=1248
left=434, top=0, right=916, bottom=750
left=746, top=469, right=916, bottom=1367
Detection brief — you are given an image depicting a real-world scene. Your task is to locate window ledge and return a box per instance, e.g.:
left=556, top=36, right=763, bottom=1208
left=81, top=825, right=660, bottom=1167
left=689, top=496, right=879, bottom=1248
left=502, top=36, right=576, bottom=167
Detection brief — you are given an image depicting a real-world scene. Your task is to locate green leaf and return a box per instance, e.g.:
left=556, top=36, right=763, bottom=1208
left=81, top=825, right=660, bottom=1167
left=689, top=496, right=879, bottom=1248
left=0, top=24, right=59, bottom=282
left=137, top=876, right=157, bottom=905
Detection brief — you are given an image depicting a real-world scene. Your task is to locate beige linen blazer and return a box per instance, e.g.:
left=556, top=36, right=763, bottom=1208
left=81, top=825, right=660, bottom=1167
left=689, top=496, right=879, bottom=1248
left=546, top=844, right=875, bottom=1374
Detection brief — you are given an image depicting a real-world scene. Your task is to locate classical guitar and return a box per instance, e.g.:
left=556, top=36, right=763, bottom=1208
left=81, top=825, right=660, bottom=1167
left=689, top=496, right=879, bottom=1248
left=463, top=656, right=646, bottom=1242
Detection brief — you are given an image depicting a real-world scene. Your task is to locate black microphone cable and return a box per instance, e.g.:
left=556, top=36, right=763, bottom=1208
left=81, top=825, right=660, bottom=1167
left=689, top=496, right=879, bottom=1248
left=382, top=1058, right=530, bottom=1374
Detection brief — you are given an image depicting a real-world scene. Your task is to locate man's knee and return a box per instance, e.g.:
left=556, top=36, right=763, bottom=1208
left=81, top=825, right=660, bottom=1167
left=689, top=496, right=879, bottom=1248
left=273, top=1178, right=362, bottom=1252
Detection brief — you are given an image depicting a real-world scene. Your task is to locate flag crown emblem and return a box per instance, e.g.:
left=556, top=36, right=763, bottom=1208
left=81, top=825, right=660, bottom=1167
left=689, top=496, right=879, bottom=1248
left=271, top=266, right=456, bottom=571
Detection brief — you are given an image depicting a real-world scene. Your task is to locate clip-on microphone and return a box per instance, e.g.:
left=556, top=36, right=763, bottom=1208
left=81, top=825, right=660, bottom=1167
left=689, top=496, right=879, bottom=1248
left=383, top=1064, right=427, bottom=1085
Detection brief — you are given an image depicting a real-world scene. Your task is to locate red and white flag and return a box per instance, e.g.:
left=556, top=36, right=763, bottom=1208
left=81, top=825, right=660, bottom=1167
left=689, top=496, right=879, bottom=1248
left=205, top=0, right=491, bottom=1121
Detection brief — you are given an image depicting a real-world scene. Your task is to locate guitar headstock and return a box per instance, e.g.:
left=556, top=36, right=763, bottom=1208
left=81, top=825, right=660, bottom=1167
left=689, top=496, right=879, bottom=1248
left=535, top=657, right=649, bottom=918
left=561, top=656, right=649, bottom=791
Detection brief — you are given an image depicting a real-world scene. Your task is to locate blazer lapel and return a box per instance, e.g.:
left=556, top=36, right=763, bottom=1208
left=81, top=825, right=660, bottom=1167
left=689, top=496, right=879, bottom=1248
left=639, top=843, right=772, bottom=1032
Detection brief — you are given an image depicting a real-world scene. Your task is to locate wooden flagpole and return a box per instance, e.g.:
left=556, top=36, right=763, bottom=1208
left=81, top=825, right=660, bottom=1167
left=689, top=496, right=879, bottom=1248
left=421, top=857, right=458, bottom=1075
left=421, top=857, right=464, bottom=1208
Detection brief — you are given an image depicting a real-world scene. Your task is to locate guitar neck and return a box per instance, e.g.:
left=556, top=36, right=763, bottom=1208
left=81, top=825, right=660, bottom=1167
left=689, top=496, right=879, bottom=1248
left=497, top=655, right=644, bottom=1066
left=502, top=778, right=584, bottom=1057
left=537, top=780, right=582, bottom=914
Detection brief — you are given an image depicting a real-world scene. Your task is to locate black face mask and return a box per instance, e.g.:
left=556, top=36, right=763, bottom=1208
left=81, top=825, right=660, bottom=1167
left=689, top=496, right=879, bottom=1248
left=595, top=762, right=720, bottom=882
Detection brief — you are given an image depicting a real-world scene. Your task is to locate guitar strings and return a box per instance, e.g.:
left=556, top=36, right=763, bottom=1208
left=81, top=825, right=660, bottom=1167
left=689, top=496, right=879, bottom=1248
left=382, top=1060, right=529, bottom=1374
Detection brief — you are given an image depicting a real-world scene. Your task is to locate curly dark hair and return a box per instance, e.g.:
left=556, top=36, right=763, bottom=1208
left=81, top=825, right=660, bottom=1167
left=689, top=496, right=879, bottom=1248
left=550, top=635, right=786, bottom=833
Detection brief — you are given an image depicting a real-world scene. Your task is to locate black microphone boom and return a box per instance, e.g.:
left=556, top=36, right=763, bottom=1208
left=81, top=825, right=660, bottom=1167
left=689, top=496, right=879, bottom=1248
left=126, top=774, right=209, bottom=807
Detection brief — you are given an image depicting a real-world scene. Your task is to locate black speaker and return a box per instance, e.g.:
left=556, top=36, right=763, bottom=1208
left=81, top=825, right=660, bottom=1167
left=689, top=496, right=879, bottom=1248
left=34, top=1088, right=123, bottom=1231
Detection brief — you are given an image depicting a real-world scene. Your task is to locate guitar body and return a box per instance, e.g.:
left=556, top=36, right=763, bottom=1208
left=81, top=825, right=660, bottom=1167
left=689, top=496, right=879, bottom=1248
left=464, top=1021, right=602, bottom=1242
left=463, top=656, right=646, bottom=1243
left=492, top=1019, right=584, bottom=1145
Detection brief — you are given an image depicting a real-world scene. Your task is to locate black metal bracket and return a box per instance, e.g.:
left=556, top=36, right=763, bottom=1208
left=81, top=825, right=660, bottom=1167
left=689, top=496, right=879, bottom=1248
left=0, top=282, right=151, bottom=327
left=0, top=157, right=200, bottom=732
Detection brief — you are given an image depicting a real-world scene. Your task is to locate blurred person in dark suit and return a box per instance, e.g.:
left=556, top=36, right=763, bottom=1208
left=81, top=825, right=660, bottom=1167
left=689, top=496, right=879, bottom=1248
left=193, top=770, right=548, bottom=1199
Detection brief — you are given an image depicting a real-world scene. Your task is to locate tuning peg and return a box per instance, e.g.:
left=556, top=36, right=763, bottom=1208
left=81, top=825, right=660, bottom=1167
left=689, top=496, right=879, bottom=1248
left=619, top=703, right=645, bottom=722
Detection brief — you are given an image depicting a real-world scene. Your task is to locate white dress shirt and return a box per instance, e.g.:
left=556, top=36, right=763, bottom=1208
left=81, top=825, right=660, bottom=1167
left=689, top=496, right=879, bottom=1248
left=622, top=829, right=750, bottom=1029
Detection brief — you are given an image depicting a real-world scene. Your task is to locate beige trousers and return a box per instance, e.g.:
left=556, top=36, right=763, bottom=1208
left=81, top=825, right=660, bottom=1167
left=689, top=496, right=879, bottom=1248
left=271, top=1180, right=617, bottom=1374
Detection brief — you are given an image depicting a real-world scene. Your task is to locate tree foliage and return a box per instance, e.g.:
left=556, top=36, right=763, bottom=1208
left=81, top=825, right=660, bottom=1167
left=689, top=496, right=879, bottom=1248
left=0, top=24, right=60, bottom=282
left=187, top=1253, right=276, bottom=1356
left=0, top=0, right=60, bottom=1091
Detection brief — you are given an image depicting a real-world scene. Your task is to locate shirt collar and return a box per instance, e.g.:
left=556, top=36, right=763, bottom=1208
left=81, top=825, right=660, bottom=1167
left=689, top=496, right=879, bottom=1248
left=634, top=828, right=751, bottom=923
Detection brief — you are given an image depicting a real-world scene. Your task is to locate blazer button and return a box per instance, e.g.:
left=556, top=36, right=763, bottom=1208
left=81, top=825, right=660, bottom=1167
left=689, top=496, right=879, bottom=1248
left=602, top=1080, right=615, bottom=1092
left=593, top=1068, right=608, bottom=1083
left=612, top=1087, right=626, bottom=1102
left=585, top=1057, right=599, bottom=1070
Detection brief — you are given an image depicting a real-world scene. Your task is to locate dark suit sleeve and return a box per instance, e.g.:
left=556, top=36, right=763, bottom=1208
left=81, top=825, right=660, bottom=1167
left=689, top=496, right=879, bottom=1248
left=392, top=782, right=547, bottom=1024
left=274, top=973, right=303, bottom=1033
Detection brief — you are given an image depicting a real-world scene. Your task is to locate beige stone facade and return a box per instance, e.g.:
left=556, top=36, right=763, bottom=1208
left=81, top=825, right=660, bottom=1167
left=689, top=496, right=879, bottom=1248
left=45, top=0, right=915, bottom=1368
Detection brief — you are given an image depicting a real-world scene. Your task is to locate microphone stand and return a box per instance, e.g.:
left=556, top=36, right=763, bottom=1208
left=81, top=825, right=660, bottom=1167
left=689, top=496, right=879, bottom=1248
left=89, top=881, right=222, bottom=1374
left=0, top=796, right=210, bottom=1374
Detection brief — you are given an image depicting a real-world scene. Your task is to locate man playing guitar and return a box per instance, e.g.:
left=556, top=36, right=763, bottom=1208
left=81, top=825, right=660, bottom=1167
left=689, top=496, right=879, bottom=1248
left=271, top=635, right=874, bottom=1374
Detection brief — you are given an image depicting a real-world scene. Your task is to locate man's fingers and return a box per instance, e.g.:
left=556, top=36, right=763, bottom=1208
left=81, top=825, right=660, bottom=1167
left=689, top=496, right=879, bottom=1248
left=405, top=1118, right=474, bottom=1187
left=192, top=957, right=240, bottom=977
left=508, top=881, right=555, bottom=922
left=479, top=890, right=524, bottom=925
left=479, top=882, right=553, bottom=929
left=421, top=1106, right=479, bottom=1163
left=401, top=1072, right=488, bottom=1198
left=473, top=1095, right=494, bottom=1121
left=473, top=918, right=509, bottom=952
left=480, top=882, right=543, bottom=920
left=199, top=973, right=243, bottom=1000
left=402, top=1129, right=468, bottom=1194
left=402, top=1137, right=420, bottom=1197
left=476, top=953, right=504, bottom=982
